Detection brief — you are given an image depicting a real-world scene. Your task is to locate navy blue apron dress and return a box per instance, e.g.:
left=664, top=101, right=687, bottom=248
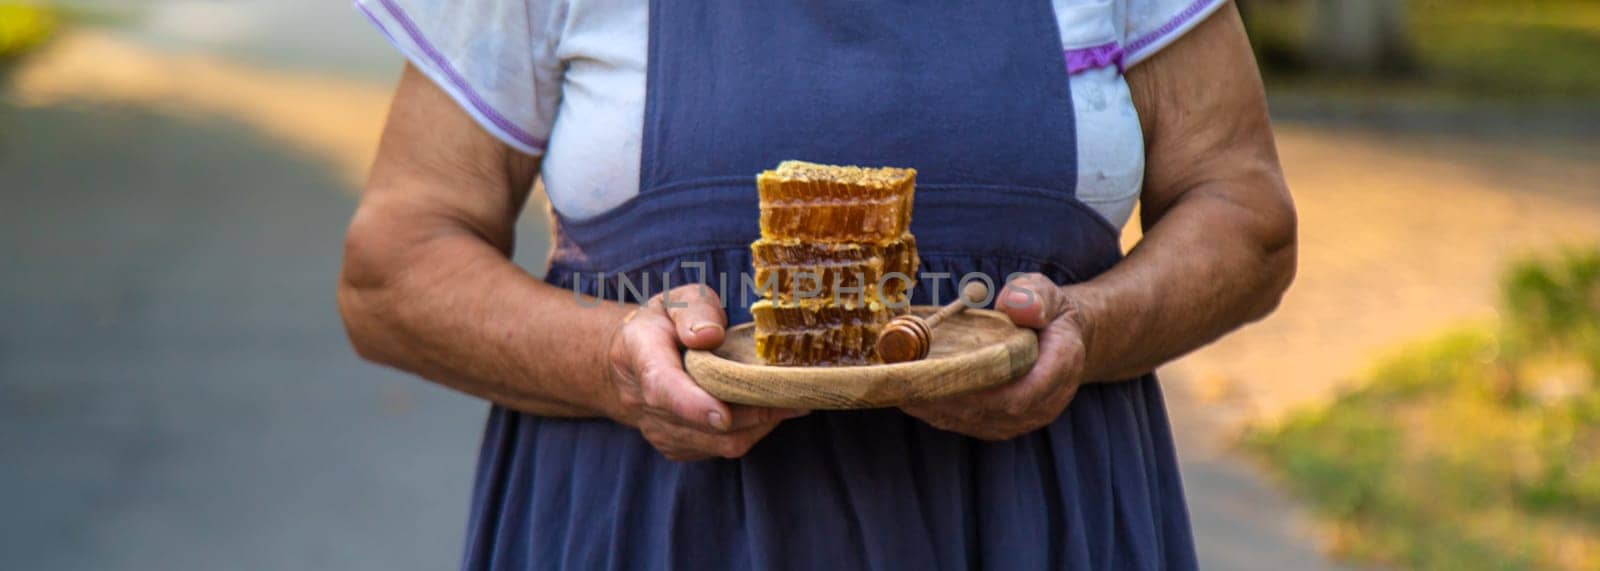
left=462, top=1, right=1196, bottom=569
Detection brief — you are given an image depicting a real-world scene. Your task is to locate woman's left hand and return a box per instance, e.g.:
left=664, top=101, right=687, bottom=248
left=899, top=273, right=1094, bottom=441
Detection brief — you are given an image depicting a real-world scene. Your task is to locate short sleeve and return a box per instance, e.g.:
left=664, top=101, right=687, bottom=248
left=1121, top=0, right=1227, bottom=69
left=354, top=0, right=565, bottom=156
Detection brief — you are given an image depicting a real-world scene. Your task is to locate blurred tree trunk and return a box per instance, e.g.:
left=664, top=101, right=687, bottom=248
left=1311, top=0, right=1411, bottom=73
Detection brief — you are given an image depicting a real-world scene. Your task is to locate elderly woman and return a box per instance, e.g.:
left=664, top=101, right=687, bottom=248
left=341, top=0, right=1295, bottom=568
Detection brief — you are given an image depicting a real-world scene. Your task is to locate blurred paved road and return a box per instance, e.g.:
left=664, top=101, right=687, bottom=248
left=0, top=101, right=528, bottom=570
left=3, top=15, right=481, bottom=570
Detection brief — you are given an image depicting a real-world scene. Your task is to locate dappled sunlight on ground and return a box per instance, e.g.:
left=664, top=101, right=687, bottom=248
left=1160, top=124, right=1600, bottom=428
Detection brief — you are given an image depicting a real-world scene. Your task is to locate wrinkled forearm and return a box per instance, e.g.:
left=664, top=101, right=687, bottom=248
left=1070, top=172, right=1297, bottom=384
left=1073, top=2, right=1297, bottom=384
left=337, top=221, right=632, bottom=419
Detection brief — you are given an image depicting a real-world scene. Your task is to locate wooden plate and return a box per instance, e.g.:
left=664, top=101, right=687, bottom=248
left=685, top=307, right=1037, bottom=409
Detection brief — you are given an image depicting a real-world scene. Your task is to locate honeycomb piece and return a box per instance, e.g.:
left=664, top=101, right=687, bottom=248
left=749, top=161, right=920, bottom=366
left=756, top=161, right=916, bottom=244
left=750, top=234, right=919, bottom=303
left=750, top=299, right=901, bottom=366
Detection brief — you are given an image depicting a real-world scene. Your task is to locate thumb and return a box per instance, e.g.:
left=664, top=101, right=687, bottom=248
left=662, top=284, right=727, bottom=350
left=997, top=273, right=1066, bottom=330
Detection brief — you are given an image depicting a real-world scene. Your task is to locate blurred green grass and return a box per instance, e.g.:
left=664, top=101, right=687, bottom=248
left=1245, top=0, right=1600, bottom=100
left=1250, top=249, right=1600, bottom=569
left=0, top=3, right=55, bottom=62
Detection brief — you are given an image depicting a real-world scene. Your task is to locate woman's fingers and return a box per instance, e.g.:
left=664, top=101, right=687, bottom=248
left=985, top=328, right=1084, bottom=419
left=725, top=405, right=809, bottom=430
left=620, top=287, right=802, bottom=459
left=901, top=398, right=1010, bottom=441
left=900, top=292, right=1089, bottom=441
left=625, top=302, right=733, bottom=432
left=640, top=414, right=787, bottom=461
left=901, top=398, right=977, bottom=428
left=661, top=285, right=726, bottom=350
left=997, top=273, right=1066, bottom=330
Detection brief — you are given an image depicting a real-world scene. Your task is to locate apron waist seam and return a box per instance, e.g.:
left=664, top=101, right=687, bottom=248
left=549, top=249, right=1088, bottom=285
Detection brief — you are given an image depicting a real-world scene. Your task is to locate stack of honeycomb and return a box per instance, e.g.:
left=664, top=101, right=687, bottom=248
left=750, top=161, right=919, bottom=366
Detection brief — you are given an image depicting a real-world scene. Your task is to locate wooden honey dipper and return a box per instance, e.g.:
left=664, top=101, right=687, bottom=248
left=875, top=281, right=990, bottom=364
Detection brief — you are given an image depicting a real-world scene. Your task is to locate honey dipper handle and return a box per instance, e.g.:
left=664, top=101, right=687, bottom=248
left=923, top=281, right=989, bottom=330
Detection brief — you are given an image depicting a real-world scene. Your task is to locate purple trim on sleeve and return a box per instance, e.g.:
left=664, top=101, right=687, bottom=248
left=1127, top=0, right=1217, bottom=57
left=368, top=0, right=546, bottom=151
left=353, top=1, right=398, bottom=46
left=1064, top=42, right=1125, bottom=75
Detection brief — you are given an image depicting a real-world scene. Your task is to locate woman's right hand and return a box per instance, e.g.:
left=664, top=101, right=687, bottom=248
left=606, top=284, right=808, bottom=461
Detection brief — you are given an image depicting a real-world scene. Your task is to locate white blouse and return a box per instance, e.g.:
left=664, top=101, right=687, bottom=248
left=356, top=0, right=1227, bottom=229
